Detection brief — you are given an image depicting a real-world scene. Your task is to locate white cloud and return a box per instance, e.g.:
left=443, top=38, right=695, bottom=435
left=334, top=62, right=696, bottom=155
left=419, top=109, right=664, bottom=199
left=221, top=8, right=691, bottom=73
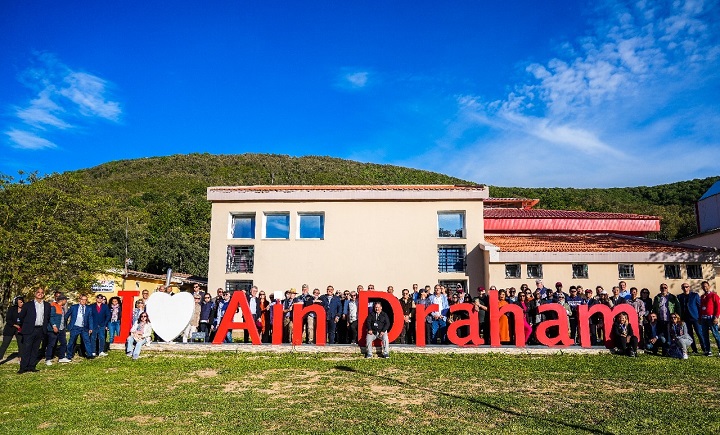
left=3, top=52, right=122, bottom=151
left=345, top=71, right=368, bottom=88
left=406, top=0, right=720, bottom=187
left=6, top=129, right=57, bottom=150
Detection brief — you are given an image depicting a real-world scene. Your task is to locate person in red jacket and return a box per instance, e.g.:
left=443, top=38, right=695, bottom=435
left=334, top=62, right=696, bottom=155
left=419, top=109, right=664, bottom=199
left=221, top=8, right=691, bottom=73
left=699, top=281, right=720, bottom=356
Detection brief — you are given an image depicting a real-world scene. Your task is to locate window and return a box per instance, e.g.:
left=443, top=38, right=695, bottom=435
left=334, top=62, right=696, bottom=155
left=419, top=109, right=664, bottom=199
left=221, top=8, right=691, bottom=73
left=264, top=213, right=290, bottom=239
left=527, top=264, right=543, bottom=279
left=664, top=264, right=681, bottom=279
left=226, top=246, right=254, bottom=273
left=687, top=264, right=703, bottom=279
left=439, top=280, right=467, bottom=293
left=438, top=245, right=466, bottom=273
left=438, top=212, right=465, bottom=238
left=572, top=264, right=589, bottom=279
left=618, top=264, right=635, bottom=279
left=225, top=280, right=253, bottom=295
left=505, top=264, right=521, bottom=279
left=298, top=213, right=324, bottom=239
left=231, top=214, right=255, bottom=239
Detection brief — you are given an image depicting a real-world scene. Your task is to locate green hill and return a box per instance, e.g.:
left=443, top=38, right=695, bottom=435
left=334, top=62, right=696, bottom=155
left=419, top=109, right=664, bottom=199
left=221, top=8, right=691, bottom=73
left=2, top=153, right=717, bottom=288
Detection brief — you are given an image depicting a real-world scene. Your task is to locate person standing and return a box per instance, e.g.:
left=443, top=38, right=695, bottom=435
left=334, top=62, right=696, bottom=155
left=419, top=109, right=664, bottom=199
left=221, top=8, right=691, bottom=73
left=17, top=288, right=51, bottom=373
left=699, top=280, right=720, bottom=356
left=677, top=282, right=705, bottom=354
left=0, top=296, right=24, bottom=360
left=45, top=294, right=69, bottom=365
left=243, top=286, right=260, bottom=344
left=428, top=285, right=449, bottom=344
left=320, top=285, right=342, bottom=344
left=398, top=289, right=414, bottom=344
left=89, top=294, right=110, bottom=356
left=65, top=295, right=95, bottom=361
left=107, top=296, right=122, bottom=346
left=653, top=283, right=679, bottom=345
left=344, top=290, right=359, bottom=344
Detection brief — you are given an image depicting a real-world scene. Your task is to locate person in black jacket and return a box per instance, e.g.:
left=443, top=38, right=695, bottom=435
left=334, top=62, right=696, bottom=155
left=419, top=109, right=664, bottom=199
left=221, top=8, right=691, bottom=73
left=17, top=288, right=51, bottom=373
left=612, top=312, right=638, bottom=357
left=0, top=296, right=24, bottom=360
left=365, top=302, right=391, bottom=359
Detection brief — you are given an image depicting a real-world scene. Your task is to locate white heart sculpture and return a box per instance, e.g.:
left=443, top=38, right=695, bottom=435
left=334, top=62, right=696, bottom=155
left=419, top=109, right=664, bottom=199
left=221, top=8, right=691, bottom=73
left=145, top=292, right=195, bottom=342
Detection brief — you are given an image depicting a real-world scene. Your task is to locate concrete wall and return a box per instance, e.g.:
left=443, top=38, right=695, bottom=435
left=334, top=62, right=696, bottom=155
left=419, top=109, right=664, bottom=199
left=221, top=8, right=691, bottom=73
left=208, top=199, right=485, bottom=294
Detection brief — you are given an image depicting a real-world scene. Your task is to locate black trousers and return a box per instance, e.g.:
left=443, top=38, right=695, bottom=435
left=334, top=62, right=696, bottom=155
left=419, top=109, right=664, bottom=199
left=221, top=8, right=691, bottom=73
left=20, top=327, right=45, bottom=372
left=616, top=335, right=638, bottom=355
left=348, top=320, right=358, bottom=344
left=0, top=333, right=23, bottom=359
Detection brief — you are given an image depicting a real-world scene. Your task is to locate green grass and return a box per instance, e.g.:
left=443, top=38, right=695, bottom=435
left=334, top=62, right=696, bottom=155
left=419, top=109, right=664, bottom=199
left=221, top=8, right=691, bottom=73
left=1, top=344, right=719, bottom=434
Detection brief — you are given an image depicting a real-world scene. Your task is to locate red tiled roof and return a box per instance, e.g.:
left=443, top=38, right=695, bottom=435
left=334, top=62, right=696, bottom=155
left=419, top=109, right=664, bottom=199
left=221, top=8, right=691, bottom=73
left=484, top=209, right=658, bottom=220
left=485, top=234, right=713, bottom=253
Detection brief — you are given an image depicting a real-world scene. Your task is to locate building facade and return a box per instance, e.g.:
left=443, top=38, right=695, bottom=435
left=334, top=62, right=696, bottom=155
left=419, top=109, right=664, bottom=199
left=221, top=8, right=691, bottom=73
left=207, top=185, right=489, bottom=295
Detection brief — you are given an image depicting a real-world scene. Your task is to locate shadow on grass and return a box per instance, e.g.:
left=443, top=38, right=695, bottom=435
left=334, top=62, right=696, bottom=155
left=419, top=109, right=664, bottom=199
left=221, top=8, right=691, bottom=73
left=0, top=353, right=19, bottom=365
left=334, top=365, right=613, bottom=434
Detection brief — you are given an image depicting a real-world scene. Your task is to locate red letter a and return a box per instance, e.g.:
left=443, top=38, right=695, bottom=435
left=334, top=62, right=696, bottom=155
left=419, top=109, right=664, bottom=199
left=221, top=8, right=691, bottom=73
left=446, top=303, right=483, bottom=346
left=212, top=292, right=261, bottom=344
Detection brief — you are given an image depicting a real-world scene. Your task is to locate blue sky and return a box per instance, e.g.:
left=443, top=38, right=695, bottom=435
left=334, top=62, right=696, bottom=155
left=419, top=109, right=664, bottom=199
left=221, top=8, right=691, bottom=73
left=1, top=0, right=718, bottom=187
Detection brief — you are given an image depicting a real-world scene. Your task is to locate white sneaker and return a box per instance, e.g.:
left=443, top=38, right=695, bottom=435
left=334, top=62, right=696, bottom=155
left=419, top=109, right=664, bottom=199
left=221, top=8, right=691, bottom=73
left=91, top=353, right=96, bottom=357
left=58, top=358, right=71, bottom=363
left=98, top=352, right=108, bottom=357
left=45, top=360, right=52, bottom=366
left=682, top=353, right=689, bottom=360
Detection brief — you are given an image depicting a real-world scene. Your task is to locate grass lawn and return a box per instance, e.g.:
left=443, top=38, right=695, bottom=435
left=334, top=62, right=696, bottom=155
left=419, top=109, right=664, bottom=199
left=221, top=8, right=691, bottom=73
left=1, top=344, right=719, bottom=434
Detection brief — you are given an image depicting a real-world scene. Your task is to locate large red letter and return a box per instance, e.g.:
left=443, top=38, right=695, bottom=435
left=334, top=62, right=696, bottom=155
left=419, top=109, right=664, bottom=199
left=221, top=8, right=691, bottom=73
left=272, top=303, right=284, bottom=345
left=535, top=304, right=573, bottom=347
left=577, top=304, right=639, bottom=348
left=413, top=303, right=438, bottom=347
left=292, top=304, right=326, bottom=345
left=487, top=290, right=526, bottom=347
left=357, top=291, right=404, bottom=344
left=116, top=290, right=139, bottom=344
left=212, top=292, right=261, bottom=344
left=446, top=303, right=483, bottom=346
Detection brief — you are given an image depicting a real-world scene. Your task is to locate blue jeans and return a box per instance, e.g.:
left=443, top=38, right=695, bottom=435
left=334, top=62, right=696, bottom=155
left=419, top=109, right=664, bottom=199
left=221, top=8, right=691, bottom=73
left=126, top=336, right=148, bottom=359
left=108, top=321, right=121, bottom=344
left=430, top=318, right=447, bottom=344
left=90, top=327, right=107, bottom=354
left=66, top=327, right=92, bottom=359
left=326, top=318, right=338, bottom=344
left=45, top=329, right=67, bottom=361
left=701, top=317, right=720, bottom=353
left=684, top=318, right=705, bottom=353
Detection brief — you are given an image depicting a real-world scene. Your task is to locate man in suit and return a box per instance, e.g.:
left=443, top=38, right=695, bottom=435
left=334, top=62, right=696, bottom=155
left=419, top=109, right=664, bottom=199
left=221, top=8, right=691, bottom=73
left=88, top=294, right=110, bottom=356
left=244, top=286, right=260, bottom=343
left=678, top=282, right=705, bottom=354
left=320, top=285, right=342, bottom=344
left=65, top=294, right=95, bottom=361
left=17, top=287, right=51, bottom=373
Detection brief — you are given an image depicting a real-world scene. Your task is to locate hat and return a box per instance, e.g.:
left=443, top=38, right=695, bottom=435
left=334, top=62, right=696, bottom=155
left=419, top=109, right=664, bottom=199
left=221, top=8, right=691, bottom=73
left=601, top=290, right=608, bottom=295
left=555, top=282, right=562, bottom=287
left=56, top=294, right=68, bottom=301
left=290, top=288, right=297, bottom=294
left=585, top=289, right=593, bottom=293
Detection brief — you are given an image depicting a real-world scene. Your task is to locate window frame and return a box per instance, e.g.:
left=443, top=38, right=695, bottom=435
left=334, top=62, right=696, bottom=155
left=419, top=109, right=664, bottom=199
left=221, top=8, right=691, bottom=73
left=664, top=264, right=682, bottom=280
left=297, top=212, right=325, bottom=240
left=437, top=245, right=467, bottom=273
left=263, top=212, right=290, bottom=240
left=225, top=280, right=253, bottom=295
left=572, top=263, right=589, bottom=279
left=505, top=264, right=521, bottom=279
left=526, top=264, right=543, bottom=279
left=686, top=264, right=703, bottom=280
left=437, top=211, right=466, bottom=239
left=229, top=213, right=256, bottom=239
left=226, top=245, right=255, bottom=274
left=618, top=264, right=635, bottom=279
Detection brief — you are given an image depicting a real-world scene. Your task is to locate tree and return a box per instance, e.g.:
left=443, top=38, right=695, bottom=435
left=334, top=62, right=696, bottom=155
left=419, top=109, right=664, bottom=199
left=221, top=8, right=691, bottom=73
left=0, top=173, right=113, bottom=323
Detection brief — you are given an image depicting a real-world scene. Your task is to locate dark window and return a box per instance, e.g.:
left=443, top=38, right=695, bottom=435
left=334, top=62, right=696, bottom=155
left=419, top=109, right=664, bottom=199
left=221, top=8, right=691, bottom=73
left=618, top=264, right=635, bottom=279
left=572, top=264, right=589, bottom=279
left=664, top=264, right=681, bottom=279
left=505, top=264, right=521, bottom=279
left=527, top=264, right=543, bottom=279
left=686, top=264, right=703, bottom=279
left=438, top=245, right=466, bottom=273
left=226, top=246, right=254, bottom=273
left=225, top=280, right=253, bottom=295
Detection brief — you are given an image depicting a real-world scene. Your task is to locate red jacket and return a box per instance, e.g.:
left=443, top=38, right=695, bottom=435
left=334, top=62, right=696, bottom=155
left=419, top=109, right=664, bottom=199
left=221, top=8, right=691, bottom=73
left=700, top=291, right=720, bottom=317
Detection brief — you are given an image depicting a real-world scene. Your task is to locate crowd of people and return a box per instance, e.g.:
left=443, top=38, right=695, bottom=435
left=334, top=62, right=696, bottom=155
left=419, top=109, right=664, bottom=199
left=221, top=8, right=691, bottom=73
left=2, top=278, right=719, bottom=371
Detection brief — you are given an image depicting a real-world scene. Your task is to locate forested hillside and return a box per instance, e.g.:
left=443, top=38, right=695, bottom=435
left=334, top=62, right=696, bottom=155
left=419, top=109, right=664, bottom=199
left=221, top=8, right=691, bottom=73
left=1, top=153, right=717, bottom=303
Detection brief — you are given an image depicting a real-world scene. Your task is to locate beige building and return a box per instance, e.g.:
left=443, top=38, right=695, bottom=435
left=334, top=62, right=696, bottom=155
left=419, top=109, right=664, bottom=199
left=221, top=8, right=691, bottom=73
left=207, top=185, right=489, bottom=294
left=482, top=234, right=718, bottom=294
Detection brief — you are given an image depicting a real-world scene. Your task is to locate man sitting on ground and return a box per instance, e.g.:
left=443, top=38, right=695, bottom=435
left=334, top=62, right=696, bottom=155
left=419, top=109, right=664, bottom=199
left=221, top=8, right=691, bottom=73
left=365, top=302, right=390, bottom=359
